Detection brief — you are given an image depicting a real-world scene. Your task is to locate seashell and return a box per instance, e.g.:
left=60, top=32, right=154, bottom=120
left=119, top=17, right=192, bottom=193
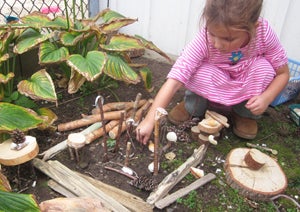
left=208, top=135, right=218, bottom=145
left=165, top=152, right=176, bottom=161
left=148, top=162, right=159, bottom=173
left=190, top=167, right=204, bottom=178
left=166, top=132, right=177, bottom=142
left=121, top=166, right=134, bottom=175
left=148, top=140, right=154, bottom=152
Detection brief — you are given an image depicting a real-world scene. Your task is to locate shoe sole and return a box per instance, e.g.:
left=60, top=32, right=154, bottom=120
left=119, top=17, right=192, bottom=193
left=233, top=127, right=256, bottom=140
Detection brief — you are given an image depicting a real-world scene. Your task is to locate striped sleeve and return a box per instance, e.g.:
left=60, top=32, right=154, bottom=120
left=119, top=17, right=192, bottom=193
left=167, top=28, right=209, bottom=86
left=259, top=19, right=288, bottom=70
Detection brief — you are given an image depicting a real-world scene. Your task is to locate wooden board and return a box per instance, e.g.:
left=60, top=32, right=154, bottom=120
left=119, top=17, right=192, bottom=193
left=0, top=136, right=38, bottom=166
left=224, top=148, right=287, bottom=201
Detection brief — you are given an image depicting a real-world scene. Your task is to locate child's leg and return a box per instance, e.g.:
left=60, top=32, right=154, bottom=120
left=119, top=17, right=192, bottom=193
left=184, top=90, right=208, bottom=117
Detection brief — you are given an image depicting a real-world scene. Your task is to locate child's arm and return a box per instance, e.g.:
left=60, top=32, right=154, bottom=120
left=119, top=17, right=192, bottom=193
left=136, top=78, right=183, bottom=144
left=246, top=64, right=290, bottom=115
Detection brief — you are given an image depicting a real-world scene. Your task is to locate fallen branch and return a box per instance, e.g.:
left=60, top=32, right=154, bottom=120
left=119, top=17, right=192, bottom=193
left=155, top=173, right=216, bottom=209
left=92, top=99, right=147, bottom=114
left=57, top=110, right=124, bottom=132
left=39, top=122, right=102, bottom=161
left=85, top=120, right=119, bottom=144
left=147, top=144, right=208, bottom=205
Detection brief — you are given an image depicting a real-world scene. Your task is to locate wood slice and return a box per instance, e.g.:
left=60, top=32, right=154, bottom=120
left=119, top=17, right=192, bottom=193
left=0, top=136, right=38, bottom=166
left=224, top=148, right=287, bottom=201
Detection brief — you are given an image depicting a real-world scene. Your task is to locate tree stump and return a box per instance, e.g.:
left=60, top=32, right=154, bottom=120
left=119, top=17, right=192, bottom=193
left=224, top=148, right=287, bottom=201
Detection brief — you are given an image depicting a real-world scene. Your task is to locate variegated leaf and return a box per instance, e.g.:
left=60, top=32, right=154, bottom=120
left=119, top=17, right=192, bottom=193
left=0, top=102, right=43, bottom=132
left=39, top=41, right=69, bottom=65
left=14, top=28, right=55, bottom=54
left=104, top=54, right=140, bottom=84
left=17, top=69, right=57, bottom=103
left=66, top=51, right=106, bottom=81
left=0, top=72, right=14, bottom=84
left=101, top=34, right=144, bottom=52
left=68, top=69, right=86, bottom=94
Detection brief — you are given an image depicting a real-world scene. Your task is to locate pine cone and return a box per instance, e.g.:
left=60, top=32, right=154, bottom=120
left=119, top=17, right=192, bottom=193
left=129, top=175, right=157, bottom=191
left=11, top=129, right=26, bottom=144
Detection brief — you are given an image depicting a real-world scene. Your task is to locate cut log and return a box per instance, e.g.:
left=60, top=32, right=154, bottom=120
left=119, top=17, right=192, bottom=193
left=85, top=120, right=119, bottom=144
left=39, top=197, right=111, bottom=212
left=224, top=148, right=288, bottom=201
left=155, top=173, right=216, bottom=209
left=57, top=110, right=124, bottom=132
left=32, top=158, right=130, bottom=212
left=0, top=136, right=38, bottom=166
left=40, top=122, right=102, bottom=161
left=147, top=144, right=208, bottom=205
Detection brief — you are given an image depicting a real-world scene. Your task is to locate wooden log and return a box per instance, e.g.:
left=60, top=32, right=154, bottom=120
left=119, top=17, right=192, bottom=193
left=155, top=173, right=216, bottom=209
left=57, top=110, right=124, bottom=132
left=147, top=144, right=208, bottom=205
left=40, top=122, right=102, bottom=161
left=85, top=120, right=119, bottom=144
left=224, top=148, right=288, bottom=201
left=32, top=158, right=130, bottom=212
left=91, top=99, right=147, bottom=114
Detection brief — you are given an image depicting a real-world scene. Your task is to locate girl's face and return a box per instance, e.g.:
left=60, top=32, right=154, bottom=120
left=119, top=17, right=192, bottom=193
left=207, top=23, right=250, bottom=53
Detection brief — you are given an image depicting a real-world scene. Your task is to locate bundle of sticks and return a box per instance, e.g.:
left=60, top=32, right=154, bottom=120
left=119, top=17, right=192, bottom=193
left=40, top=94, right=152, bottom=161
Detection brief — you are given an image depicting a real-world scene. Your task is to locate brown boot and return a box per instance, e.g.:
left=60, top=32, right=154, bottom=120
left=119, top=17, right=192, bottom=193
left=232, top=112, right=257, bottom=139
left=168, top=101, right=191, bottom=125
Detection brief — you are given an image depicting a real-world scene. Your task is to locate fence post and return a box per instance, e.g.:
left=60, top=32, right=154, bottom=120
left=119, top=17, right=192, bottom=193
left=88, top=0, right=100, bottom=17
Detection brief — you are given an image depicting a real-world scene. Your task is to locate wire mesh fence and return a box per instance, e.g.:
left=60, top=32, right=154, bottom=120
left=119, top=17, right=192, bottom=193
left=0, top=0, right=89, bottom=24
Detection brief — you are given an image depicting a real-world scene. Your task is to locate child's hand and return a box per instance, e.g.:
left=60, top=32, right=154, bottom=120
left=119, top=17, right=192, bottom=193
left=135, top=119, right=154, bottom=145
left=245, top=95, right=269, bottom=115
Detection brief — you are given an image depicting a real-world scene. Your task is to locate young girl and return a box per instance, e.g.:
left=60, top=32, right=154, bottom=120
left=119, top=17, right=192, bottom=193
left=136, top=0, right=290, bottom=144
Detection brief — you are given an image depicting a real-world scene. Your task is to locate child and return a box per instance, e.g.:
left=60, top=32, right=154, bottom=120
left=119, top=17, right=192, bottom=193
left=136, top=0, right=289, bottom=145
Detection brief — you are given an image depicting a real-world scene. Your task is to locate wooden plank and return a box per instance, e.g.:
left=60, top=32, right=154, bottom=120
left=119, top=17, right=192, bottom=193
left=78, top=172, right=153, bottom=212
left=155, top=173, right=216, bottom=209
left=147, top=144, right=208, bottom=205
left=47, top=180, right=77, bottom=198
left=32, top=158, right=130, bottom=212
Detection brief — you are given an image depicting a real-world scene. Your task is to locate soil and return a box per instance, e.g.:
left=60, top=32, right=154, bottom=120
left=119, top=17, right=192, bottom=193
left=2, top=56, right=300, bottom=211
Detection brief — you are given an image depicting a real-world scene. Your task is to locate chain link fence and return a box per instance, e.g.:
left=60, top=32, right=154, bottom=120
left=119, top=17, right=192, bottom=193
left=0, top=0, right=90, bottom=24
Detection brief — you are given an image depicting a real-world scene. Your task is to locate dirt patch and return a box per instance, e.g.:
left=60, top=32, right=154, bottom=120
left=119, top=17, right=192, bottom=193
left=2, top=56, right=300, bottom=211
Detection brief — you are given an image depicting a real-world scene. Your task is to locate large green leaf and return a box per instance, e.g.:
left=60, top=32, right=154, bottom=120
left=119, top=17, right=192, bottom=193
left=59, top=31, right=86, bottom=46
left=135, top=35, right=172, bottom=62
left=39, top=42, right=69, bottom=65
left=99, top=18, right=137, bottom=33
left=66, top=51, right=106, bottom=81
left=21, top=12, right=51, bottom=28
left=13, top=28, right=54, bottom=54
left=100, top=9, right=126, bottom=22
left=0, top=102, right=43, bottom=132
left=17, top=69, right=57, bottom=103
left=101, top=34, right=144, bottom=52
left=0, top=190, right=40, bottom=212
left=68, top=69, right=87, bottom=94
left=104, top=54, right=140, bottom=84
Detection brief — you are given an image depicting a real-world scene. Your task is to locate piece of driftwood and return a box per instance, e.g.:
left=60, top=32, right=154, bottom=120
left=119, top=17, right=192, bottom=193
left=47, top=180, right=77, bottom=198
left=40, top=122, right=102, bottom=161
left=39, top=197, right=111, bottom=212
left=224, top=148, right=288, bottom=201
left=147, top=144, right=208, bottom=205
left=155, top=173, right=216, bottom=209
left=32, top=158, right=130, bottom=212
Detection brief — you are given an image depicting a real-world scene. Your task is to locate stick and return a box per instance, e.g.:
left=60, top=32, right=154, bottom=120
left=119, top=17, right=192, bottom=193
left=113, top=111, right=126, bottom=152
left=92, top=100, right=147, bottom=114
left=155, top=173, right=216, bottom=209
left=57, top=110, right=124, bottom=132
left=147, top=144, right=208, bottom=204
left=104, top=166, right=136, bottom=181
left=124, top=142, right=132, bottom=167
left=85, top=120, right=119, bottom=144
left=97, top=97, right=109, bottom=162
left=153, top=108, right=168, bottom=176
left=40, top=122, right=102, bottom=161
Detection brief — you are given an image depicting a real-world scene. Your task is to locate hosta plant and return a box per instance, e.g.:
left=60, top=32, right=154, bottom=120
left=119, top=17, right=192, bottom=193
left=0, top=8, right=170, bottom=135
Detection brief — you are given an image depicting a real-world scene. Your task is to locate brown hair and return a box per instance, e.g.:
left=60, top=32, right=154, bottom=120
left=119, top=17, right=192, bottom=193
left=202, top=0, right=263, bottom=39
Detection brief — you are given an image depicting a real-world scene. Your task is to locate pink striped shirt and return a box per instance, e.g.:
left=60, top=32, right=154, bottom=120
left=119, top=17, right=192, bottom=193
left=167, top=18, right=288, bottom=106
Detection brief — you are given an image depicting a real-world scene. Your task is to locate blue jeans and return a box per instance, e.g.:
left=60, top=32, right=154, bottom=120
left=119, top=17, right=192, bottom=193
left=184, top=90, right=261, bottom=119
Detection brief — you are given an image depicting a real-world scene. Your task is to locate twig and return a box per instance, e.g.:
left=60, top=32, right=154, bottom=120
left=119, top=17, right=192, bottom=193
left=104, top=166, right=137, bottom=180
left=124, top=142, right=132, bottom=167
left=97, top=96, right=109, bottom=162
left=113, top=111, right=125, bottom=153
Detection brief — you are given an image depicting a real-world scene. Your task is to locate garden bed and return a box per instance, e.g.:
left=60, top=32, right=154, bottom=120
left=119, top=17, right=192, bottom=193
left=2, top=56, right=300, bottom=211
